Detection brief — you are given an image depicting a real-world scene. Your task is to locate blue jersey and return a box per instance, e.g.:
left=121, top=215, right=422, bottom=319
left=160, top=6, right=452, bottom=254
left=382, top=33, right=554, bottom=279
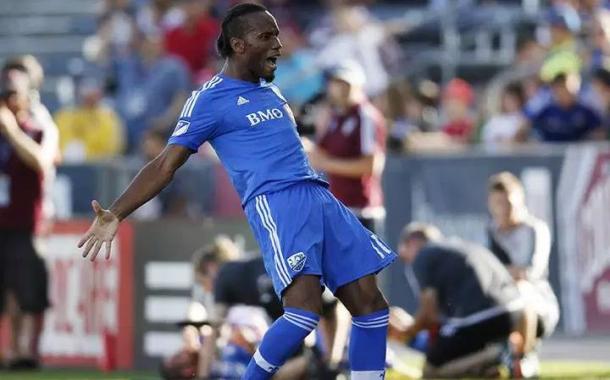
left=168, top=74, right=325, bottom=205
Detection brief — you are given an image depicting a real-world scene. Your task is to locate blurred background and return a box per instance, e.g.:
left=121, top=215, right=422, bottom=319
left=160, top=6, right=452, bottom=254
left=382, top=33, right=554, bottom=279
left=0, top=0, right=609, bottom=379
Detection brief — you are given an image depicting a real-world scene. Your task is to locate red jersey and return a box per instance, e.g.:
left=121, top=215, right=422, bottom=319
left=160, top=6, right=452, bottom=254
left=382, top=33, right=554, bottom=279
left=0, top=117, right=44, bottom=232
left=164, top=16, right=219, bottom=75
left=319, top=101, right=386, bottom=213
left=442, top=118, right=474, bottom=142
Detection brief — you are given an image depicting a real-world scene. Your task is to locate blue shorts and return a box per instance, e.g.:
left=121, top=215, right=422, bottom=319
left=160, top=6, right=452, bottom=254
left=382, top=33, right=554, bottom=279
left=244, top=181, right=397, bottom=298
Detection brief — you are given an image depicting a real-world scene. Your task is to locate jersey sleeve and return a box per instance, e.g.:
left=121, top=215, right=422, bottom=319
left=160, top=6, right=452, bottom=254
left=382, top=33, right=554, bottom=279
left=167, top=91, right=219, bottom=151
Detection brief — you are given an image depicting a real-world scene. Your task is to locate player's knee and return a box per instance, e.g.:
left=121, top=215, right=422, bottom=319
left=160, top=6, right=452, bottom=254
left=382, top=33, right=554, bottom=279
left=352, top=289, right=388, bottom=316
left=282, top=275, right=323, bottom=315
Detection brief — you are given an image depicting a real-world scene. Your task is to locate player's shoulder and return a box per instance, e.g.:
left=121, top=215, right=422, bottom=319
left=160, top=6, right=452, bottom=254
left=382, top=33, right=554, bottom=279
left=179, top=75, right=233, bottom=118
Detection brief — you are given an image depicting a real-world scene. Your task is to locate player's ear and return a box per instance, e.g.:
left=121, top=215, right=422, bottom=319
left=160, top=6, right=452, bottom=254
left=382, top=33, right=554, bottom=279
left=230, top=37, right=246, bottom=55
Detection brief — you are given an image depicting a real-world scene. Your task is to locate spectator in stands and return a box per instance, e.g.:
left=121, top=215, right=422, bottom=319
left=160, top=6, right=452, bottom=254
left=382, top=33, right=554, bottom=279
left=539, top=6, right=582, bottom=83
left=519, top=73, right=605, bottom=142
left=113, top=32, right=190, bottom=151
left=592, top=65, right=610, bottom=127
left=307, top=61, right=387, bottom=234
left=586, top=11, right=610, bottom=71
left=92, top=0, right=138, bottom=63
left=164, top=0, right=219, bottom=80
left=395, top=223, right=533, bottom=378
left=481, top=82, right=526, bottom=146
left=136, top=0, right=185, bottom=38
left=484, top=34, right=545, bottom=120
left=404, top=78, right=474, bottom=152
left=487, top=172, right=560, bottom=360
left=0, top=63, right=59, bottom=370
left=272, top=27, right=324, bottom=107
left=54, top=78, right=125, bottom=162
left=387, top=80, right=440, bottom=152
left=439, top=78, right=476, bottom=143
left=313, top=5, right=391, bottom=98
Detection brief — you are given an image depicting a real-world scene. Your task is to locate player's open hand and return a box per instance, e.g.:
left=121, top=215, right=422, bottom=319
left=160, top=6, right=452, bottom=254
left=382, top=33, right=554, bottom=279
left=78, top=200, right=119, bottom=262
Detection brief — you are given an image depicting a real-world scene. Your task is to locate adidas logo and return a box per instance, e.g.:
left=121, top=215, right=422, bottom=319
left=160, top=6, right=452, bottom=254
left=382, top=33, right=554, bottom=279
left=237, top=96, right=249, bottom=106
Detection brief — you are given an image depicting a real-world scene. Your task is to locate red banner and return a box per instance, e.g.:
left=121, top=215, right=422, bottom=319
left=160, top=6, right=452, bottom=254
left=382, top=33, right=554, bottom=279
left=1, top=221, right=134, bottom=369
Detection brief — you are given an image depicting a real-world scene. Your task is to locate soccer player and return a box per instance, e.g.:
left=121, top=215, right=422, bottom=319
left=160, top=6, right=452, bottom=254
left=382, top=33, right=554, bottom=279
left=77, top=3, right=397, bottom=379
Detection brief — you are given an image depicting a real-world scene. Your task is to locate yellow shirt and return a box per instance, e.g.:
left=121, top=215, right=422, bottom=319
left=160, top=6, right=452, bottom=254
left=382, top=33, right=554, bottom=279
left=540, top=40, right=582, bottom=82
left=54, top=105, right=125, bottom=161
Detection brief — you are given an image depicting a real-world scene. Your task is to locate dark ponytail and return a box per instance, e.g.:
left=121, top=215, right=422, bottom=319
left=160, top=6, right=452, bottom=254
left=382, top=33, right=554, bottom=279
left=216, top=2, right=268, bottom=59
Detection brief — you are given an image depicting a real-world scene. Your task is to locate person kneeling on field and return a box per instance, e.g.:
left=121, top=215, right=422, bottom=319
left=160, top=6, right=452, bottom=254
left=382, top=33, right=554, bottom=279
left=395, top=223, right=535, bottom=378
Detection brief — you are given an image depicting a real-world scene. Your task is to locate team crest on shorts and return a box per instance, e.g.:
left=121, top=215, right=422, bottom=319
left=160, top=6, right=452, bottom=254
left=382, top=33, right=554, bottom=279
left=287, top=252, right=306, bottom=272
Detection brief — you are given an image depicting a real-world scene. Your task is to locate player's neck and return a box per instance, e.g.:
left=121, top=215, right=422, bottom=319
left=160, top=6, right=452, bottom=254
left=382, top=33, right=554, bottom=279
left=221, top=60, right=259, bottom=84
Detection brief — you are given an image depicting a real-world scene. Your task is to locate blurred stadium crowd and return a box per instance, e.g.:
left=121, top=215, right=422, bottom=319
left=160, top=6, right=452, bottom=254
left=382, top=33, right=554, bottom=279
left=0, top=0, right=609, bottom=379
left=16, top=0, right=610, bottom=167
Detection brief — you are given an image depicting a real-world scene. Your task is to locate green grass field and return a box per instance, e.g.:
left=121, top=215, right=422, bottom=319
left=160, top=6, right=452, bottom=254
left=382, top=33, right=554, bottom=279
left=2, top=361, right=610, bottom=380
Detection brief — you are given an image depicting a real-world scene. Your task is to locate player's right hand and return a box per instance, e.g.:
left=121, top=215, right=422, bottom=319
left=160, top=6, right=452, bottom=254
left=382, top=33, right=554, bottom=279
left=78, top=200, right=120, bottom=262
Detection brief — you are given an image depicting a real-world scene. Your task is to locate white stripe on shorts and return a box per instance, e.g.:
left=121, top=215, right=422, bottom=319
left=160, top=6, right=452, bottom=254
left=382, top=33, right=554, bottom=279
left=260, top=195, right=292, bottom=282
left=255, top=196, right=291, bottom=287
left=371, top=234, right=392, bottom=254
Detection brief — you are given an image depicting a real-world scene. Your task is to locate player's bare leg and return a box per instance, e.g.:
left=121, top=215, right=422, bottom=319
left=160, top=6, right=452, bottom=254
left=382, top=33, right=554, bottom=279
left=335, top=274, right=388, bottom=316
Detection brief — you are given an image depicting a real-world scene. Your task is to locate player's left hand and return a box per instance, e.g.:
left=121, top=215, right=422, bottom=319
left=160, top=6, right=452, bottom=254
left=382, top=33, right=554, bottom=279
left=78, top=200, right=120, bottom=262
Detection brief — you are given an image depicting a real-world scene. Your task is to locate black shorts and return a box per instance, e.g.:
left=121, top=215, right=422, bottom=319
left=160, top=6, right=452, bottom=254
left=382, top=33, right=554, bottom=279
left=0, top=230, right=50, bottom=314
left=426, top=311, right=516, bottom=367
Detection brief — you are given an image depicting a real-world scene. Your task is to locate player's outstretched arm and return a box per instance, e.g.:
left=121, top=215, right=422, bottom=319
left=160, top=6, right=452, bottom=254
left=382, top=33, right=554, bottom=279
left=78, top=144, right=192, bottom=261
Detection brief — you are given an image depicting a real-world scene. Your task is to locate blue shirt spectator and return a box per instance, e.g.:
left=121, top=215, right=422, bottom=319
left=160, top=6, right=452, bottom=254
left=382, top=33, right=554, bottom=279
left=529, top=73, right=605, bottom=142
left=113, top=34, right=190, bottom=151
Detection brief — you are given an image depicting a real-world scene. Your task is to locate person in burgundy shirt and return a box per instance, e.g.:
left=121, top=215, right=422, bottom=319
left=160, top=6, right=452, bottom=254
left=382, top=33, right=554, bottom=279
left=307, top=61, right=387, bottom=233
left=164, top=0, right=220, bottom=77
left=0, top=63, right=57, bottom=369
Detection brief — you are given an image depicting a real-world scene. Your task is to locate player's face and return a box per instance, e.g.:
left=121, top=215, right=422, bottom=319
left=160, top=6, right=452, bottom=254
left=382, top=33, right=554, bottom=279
left=242, top=12, right=282, bottom=82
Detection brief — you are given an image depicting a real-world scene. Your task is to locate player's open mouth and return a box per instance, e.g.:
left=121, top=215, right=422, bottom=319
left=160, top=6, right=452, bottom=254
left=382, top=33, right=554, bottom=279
left=265, top=56, right=278, bottom=70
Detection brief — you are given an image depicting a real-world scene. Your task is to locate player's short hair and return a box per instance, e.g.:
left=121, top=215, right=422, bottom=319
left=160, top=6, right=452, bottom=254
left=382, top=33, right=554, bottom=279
left=193, top=235, right=240, bottom=275
left=216, top=2, right=268, bottom=59
left=488, top=171, right=524, bottom=197
left=400, top=222, right=442, bottom=243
